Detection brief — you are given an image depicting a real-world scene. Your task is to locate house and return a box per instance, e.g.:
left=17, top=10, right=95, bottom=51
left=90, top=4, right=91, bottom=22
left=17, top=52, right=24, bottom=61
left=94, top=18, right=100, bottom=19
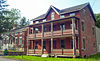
left=2, top=25, right=25, bottom=51
left=23, top=3, right=97, bottom=58
left=96, top=27, right=100, bottom=52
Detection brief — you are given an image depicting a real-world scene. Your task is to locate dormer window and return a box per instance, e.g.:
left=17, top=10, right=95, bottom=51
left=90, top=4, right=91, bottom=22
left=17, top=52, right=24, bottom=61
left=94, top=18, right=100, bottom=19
left=51, top=12, right=55, bottom=20
left=35, top=21, right=39, bottom=24
left=70, top=13, right=75, bottom=16
left=60, top=15, right=65, bottom=18
left=43, top=19, right=46, bottom=22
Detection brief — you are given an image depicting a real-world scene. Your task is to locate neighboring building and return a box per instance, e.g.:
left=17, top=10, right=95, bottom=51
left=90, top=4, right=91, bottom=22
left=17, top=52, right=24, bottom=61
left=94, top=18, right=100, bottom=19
left=23, top=3, right=97, bottom=57
left=2, top=25, right=26, bottom=51
left=96, top=27, right=100, bottom=52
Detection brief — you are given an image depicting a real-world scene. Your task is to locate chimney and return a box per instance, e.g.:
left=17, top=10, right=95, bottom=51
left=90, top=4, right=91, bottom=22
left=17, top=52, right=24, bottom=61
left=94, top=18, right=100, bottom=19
left=13, top=24, right=17, bottom=29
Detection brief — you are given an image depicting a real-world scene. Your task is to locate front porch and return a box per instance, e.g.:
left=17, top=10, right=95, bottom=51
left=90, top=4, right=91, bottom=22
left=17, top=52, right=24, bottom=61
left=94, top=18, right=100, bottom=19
left=27, top=37, right=79, bottom=57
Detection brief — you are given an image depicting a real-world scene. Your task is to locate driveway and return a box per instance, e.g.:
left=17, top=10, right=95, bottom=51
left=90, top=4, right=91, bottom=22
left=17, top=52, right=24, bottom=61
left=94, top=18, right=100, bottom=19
left=0, top=56, right=24, bottom=61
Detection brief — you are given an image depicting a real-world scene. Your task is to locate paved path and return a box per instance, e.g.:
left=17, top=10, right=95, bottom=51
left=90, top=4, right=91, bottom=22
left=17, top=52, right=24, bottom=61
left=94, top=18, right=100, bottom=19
left=0, top=56, right=24, bottom=61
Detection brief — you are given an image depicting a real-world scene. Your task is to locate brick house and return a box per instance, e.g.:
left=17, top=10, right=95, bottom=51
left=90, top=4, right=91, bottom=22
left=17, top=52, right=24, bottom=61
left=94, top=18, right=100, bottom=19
left=23, top=3, right=97, bottom=57
left=2, top=25, right=25, bottom=51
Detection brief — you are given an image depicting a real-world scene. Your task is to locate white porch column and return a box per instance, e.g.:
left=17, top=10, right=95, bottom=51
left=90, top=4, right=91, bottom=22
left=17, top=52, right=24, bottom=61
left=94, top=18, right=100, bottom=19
left=72, top=18, right=76, bottom=58
left=41, top=24, right=44, bottom=54
left=51, top=22, right=53, bottom=54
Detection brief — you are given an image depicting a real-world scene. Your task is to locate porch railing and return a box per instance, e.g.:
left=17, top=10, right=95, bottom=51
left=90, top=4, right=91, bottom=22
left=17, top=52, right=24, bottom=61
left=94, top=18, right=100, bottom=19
left=28, top=29, right=78, bottom=40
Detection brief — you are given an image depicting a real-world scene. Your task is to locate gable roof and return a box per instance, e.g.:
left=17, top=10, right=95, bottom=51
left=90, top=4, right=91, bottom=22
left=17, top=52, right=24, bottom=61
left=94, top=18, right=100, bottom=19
left=31, top=3, right=95, bottom=21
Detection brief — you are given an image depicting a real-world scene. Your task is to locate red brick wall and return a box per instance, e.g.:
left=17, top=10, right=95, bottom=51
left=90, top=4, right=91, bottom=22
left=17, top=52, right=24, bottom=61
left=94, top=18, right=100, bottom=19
left=79, top=6, right=97, bottom=57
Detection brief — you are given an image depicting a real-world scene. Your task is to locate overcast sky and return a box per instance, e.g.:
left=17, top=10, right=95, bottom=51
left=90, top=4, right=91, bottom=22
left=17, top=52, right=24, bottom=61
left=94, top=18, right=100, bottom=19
left=7, top=0, right=100, bottom=21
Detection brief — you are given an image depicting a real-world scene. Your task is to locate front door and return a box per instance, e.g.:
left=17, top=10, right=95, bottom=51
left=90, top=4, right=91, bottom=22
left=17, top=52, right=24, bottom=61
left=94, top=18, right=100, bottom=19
left=48, top=41, right=51, bottom=53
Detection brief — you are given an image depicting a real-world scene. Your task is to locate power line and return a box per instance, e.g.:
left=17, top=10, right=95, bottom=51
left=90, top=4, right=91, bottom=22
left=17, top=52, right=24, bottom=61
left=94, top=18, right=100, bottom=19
left=92, top=0, right=96, bottom=8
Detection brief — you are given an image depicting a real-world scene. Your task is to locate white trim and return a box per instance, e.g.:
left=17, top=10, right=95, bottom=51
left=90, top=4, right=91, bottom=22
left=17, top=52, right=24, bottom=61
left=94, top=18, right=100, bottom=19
left=51, top=5, right=60, bottom=15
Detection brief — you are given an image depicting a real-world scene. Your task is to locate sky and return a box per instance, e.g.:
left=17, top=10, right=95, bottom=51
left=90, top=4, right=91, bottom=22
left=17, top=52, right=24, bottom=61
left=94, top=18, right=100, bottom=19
left=7, top=0, right=100, bottom=21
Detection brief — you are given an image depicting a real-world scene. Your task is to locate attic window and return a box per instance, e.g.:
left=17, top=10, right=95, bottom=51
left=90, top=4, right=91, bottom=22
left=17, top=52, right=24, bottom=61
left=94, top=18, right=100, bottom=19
left=35, top=21, right=39, bottom=24
left=51, top=12, right=55, bottom=20
left=60, top=15, right=65, bottom=18
left=70, top=13, right=75, bottom=16
left=43, top=19, right=46, bottom=22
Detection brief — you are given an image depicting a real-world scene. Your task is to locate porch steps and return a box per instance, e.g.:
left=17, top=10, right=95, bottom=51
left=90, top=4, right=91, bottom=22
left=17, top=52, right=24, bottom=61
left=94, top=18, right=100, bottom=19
left=41, top=54, right=49, bottom=57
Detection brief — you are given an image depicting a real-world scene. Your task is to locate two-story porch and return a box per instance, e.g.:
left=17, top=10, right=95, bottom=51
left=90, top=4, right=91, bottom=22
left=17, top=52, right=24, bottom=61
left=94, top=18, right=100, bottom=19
left=27, top=16, right=80, bottom=57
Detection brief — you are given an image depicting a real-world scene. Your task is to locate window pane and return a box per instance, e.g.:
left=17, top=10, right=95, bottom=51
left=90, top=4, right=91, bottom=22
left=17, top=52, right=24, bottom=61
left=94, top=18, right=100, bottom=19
left=53, top=25, right=56, bottom=31
left=53, top=40, right=56, bottom=49
left=61, top=40, right=65, bottom=48
left=51, top=12, right=55, bottom=20
left=35, top=28, right=39, bottom=33
left=81, top=22, right=85, bottom=31
left=19, top=38, right=22, bottom=45
left=35, top=41, right=38, bottom=49
left=92, top=27, right=95, bottom=35
left=43, top=41, right=46, bottom=49
left=83, top=38, right=85, bottom=49
left=60, top=15, right=65, bottom=18
left=30, top=29, right=33, bottom=34
left=60, top=23, right=65, bottom=30
left=70, top=13, right=75, bottom=16
left=71, top=39, right=73, bottom=49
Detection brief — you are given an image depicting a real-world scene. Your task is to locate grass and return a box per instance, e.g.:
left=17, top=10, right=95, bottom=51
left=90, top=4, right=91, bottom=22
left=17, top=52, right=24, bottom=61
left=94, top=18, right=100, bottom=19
left=7, top=50, right=23, bottom=52
left=4, top=53, right=100, bottom=61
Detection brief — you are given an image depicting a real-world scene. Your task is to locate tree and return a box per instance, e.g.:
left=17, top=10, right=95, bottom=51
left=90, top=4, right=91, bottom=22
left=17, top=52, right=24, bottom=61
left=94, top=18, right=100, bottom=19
left=19, top=17, right=30, bottom=27
left=20, top=17, right=27, bottom=27
left=95, top=14, right=100, bottom=28
left=0, top=0, right=21, bottom=39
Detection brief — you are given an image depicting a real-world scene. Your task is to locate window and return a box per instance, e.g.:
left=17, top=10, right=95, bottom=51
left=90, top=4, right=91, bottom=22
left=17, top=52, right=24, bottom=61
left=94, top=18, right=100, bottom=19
left=51, top=12, right=55, bottom=20
left=15, top=38, right=17, bottom=44
left=70, top=23, right=72, bottom=29
left=35, top=28, right=39, bottom=33
left=44, top=27, right=47, bottom=32
left=53, top=40, right=56, bottom=49
left=60, top=15, right=65, bottom=18
left=70, top=23, right=76, bottom=29
left=35, top=41, right=38, bottom=49
left=11, top=39, right=13, bottom=44
left=70, top=13, right=75, bottom=16
left=92, top=27, right=95, bottom=35
left=83, top=38, right=86, bottom=49
left=30, top=29, right=33, bottom=34
left=19, top=37, right=22, bottom=45
left=83, top=9, right=86, bottom=16
left=43, top=41, right=46, bottom=49
left=60, top=23, right=65, bottom=30
left=61, top=40, right=65, bottom=48
left=71, top=39, right=73, bottom=49
left=53, top=25, right=57, bottom=31
left=43, top=19, right=46, bottom=22
left=35, top=21, right=39, bottom=24
left=81, top=21, right=85, bottom=32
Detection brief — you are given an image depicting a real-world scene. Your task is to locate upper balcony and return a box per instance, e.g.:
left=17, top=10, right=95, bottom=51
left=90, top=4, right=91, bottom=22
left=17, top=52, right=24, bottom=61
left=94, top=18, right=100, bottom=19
left=28, top=16, right=79, bottom=40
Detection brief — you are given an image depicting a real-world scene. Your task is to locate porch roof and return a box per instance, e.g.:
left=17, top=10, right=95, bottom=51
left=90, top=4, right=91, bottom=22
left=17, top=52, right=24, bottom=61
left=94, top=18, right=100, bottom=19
left=29, top=16, right=79, bottom=27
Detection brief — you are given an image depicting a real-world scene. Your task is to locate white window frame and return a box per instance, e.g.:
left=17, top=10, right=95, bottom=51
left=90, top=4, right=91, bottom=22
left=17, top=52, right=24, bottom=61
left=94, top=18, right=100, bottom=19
left=82, top=37, right=86, bottom=51
left=51, top=12, right=55, bottom=20
left=19, top=37, right=22, bottom=45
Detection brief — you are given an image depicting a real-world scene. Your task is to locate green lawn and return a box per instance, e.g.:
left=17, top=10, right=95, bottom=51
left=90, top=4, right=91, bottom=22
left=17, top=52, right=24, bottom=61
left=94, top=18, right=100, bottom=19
left=4, top=53, right=100, bottom=61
